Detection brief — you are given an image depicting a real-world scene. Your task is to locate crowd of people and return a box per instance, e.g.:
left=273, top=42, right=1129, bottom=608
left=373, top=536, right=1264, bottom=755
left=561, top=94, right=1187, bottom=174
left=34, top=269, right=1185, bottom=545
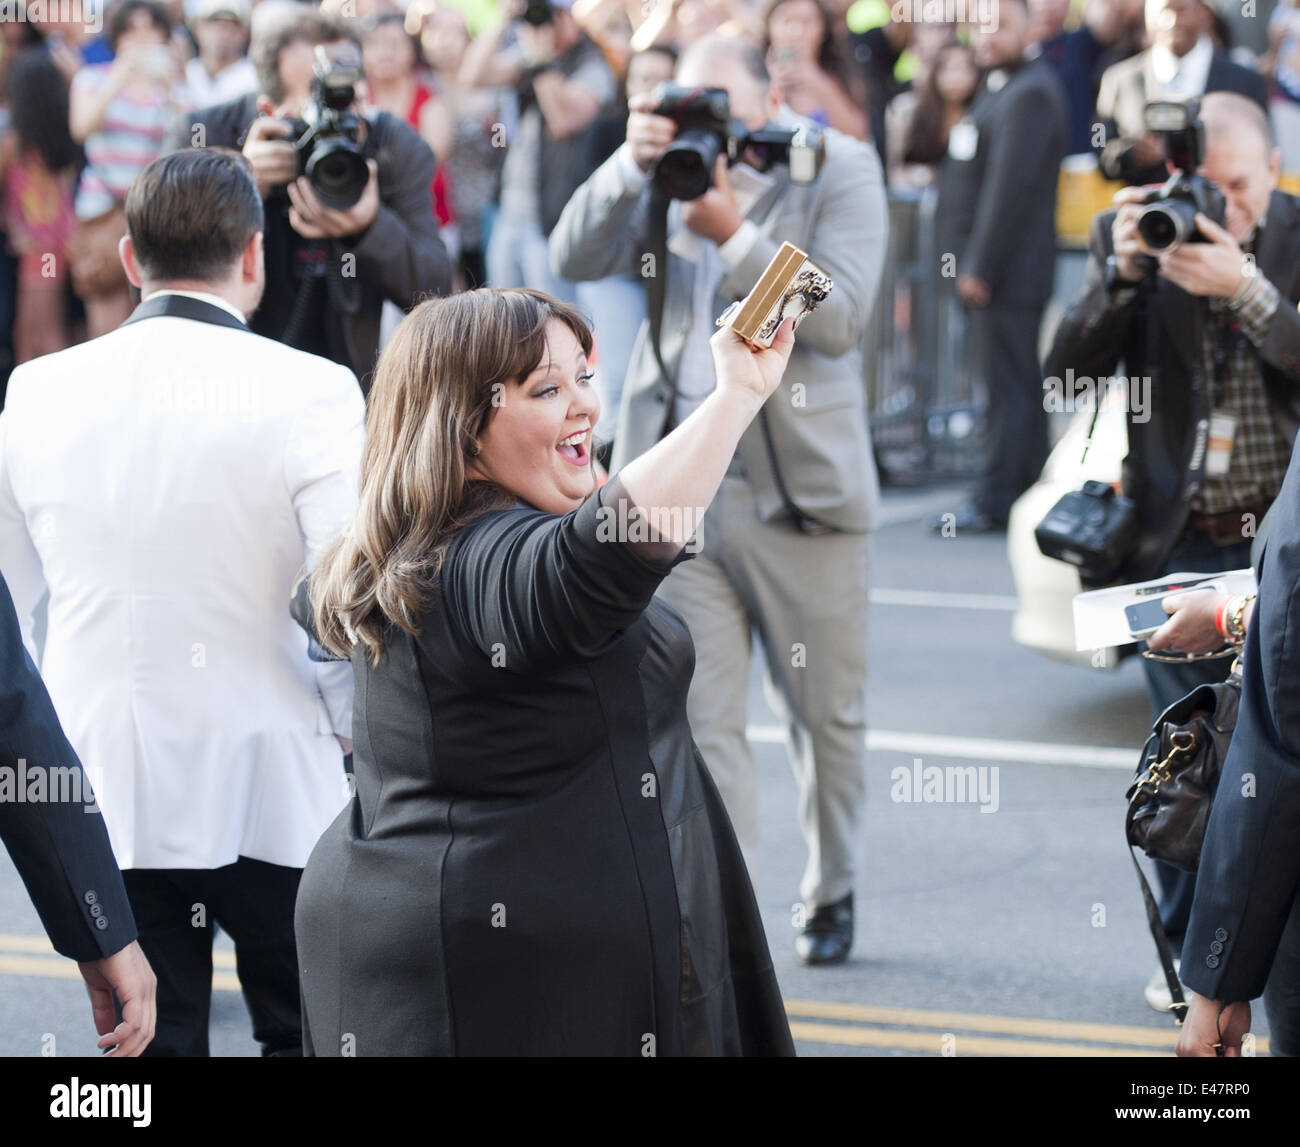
left=3, top=0, right=1300, bottom=1060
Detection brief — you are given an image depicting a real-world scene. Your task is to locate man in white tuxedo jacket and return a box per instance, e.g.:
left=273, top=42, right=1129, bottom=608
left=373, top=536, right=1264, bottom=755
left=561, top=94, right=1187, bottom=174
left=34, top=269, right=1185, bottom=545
left=0, top=149, right=364, bottom=1056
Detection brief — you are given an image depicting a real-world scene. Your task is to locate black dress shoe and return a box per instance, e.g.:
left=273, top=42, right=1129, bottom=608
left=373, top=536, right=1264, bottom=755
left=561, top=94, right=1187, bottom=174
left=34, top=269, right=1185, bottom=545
left=795, top=892, right=853, bottom=966
left=928, top=503, right=1006, bottom=534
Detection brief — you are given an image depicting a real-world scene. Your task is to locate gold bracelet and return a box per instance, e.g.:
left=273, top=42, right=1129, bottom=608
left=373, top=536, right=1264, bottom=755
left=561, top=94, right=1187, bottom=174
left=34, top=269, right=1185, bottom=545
left=1228, top=594, right=1255, bottom=644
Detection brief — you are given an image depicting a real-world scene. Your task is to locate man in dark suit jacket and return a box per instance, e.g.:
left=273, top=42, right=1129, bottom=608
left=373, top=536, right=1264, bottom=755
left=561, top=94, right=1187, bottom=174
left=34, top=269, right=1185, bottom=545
left=1176, top=436, right=1300, bottom=1055
left=165, top=5, right=450, bottom=391
left=1095, top=0, right=1268, bottom=185
left=1047, top=93, right=1300, bottom=1005
left=934, top=0, right=1068, bottom=530
left=0, top=572, right=155, bottom=1056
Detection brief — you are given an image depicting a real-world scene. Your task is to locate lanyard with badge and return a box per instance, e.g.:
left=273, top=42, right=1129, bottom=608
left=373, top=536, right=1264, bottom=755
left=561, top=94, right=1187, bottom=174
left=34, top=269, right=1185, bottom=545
left=1204, top=298, right=1247, bottom=480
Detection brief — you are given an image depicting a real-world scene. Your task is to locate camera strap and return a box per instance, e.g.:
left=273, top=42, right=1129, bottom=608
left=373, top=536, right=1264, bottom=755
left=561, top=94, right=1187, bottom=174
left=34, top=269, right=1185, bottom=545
left=645, top=185, right=680, bottom=439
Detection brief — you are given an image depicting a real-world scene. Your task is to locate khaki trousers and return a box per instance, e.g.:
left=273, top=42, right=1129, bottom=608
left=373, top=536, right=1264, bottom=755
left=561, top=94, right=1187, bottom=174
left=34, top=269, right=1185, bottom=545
left=656, top=473, right=869, bottom=908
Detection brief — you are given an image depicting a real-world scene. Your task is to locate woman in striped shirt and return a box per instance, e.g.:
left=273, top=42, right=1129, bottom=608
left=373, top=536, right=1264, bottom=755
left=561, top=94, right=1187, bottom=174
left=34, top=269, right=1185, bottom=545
left=69, top=0, right=191, bottom=337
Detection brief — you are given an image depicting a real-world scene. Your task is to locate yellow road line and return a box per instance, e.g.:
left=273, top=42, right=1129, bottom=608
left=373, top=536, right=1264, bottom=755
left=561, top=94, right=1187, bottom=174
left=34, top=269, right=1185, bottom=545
left=784, top=998, right=1179, bottom=1048
left=0, top=936, right=1270, bottom=1056
left=0, top=936, right=237, bottom=969
left=788, top=1021, right=1168, bottom=1056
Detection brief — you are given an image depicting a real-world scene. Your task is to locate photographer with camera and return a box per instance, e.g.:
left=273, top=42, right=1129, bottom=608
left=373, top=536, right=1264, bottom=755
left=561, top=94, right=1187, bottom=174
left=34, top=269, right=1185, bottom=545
left=549, top=33, right=887, bottom=967
left=1095, top=0, right=1267, bottom=187
left=165, top=3, right=450, bottom=390
left=460, top=0, right=615, bottom=301
left=1045, top=91, right=1300, bottom=1009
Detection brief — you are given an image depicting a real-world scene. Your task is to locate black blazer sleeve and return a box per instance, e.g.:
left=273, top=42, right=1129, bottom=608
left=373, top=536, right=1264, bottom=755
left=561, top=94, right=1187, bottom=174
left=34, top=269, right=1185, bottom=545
left=0, top=573, right=136, bottom=963
left=1181, top=452, right=1300, bottom=1003
left=441, top=476, right=695, bottom=674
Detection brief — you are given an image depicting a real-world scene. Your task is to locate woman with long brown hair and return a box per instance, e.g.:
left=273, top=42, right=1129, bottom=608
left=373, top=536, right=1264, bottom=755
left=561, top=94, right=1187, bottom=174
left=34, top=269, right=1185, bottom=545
left=762, top=0, right=868, bottom=140
left=295, top=287, right=797, bottom=1056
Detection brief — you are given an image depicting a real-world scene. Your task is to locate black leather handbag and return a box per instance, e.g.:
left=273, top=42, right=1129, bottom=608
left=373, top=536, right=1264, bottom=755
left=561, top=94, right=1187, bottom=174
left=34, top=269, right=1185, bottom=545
left=1124, top=662, right=1241, bottom=1023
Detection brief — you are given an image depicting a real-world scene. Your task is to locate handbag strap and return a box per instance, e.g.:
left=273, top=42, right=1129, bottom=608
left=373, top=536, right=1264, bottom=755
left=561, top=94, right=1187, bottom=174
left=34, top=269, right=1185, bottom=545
left=1128, top=844, right=1188, bottom=1025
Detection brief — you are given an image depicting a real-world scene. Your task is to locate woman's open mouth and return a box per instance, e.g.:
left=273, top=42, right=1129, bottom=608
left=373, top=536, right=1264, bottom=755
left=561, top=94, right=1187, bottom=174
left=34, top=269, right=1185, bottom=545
left=556, top=428, right=590, bottom=467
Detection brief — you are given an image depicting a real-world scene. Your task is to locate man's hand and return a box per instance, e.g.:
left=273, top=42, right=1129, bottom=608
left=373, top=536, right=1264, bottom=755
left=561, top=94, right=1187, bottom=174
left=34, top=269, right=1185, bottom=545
left=242, top=115, right=297, bottom=199
left=1111, top=184, right=1157, bottom=282
left=1159, top=213, right=1253, bottom=299
left=681, top=156, right=744, bottom=245
left=626, top=91, right=675, bottom=173
left=1177, top=993, right=1251, bottom=1056
left=1147, top=589, right=1230, bottom=656
left=956, top=273, right=991, bottom=307
left=288, top=159, right=381, bottom=240
left=77, top=940, right=156, bottom=1057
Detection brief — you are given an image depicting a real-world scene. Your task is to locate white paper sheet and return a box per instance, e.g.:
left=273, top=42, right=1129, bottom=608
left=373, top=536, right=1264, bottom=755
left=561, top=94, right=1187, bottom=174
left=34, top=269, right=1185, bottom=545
left=1072, top=569, right=1258, bottom=651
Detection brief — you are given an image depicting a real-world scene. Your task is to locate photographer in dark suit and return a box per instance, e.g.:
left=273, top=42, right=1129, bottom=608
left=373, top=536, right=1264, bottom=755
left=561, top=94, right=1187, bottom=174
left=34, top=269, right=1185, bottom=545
left=934, top=0, right=1068, bottom=531
left=165, top=3, right=451, bottom=390
left=0, top=573, right=155, bottom=1057
left=1046, top=92, right=1300, bottom=1008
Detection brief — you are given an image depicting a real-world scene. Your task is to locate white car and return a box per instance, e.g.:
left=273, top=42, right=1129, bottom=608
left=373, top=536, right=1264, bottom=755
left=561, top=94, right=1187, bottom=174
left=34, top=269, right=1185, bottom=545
left=1007, top=394, right=1130, bottom=669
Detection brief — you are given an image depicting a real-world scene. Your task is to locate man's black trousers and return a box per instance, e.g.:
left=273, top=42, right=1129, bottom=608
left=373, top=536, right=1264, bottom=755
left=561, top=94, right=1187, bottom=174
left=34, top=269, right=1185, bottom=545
left=114, top=856, right=304, bottom=1056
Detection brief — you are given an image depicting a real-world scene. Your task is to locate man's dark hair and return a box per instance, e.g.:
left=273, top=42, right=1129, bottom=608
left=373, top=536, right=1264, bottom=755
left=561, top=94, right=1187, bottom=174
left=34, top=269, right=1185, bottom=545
left=108, top=0, right=172, bottom=53
left=249, top=5, right=356, bottom=104
left=125, top=149, right=263, bottom=283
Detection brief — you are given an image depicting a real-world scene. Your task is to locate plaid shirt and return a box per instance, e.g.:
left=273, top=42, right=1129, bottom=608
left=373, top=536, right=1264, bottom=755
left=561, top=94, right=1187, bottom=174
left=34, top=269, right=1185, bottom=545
left=1192, top=230, right=1292, bottom=515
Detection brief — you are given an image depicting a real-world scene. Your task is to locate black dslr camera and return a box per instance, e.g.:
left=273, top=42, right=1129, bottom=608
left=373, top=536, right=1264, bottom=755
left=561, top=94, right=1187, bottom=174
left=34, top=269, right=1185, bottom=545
left=648, top=82, right=825, bottom=201
left=521, top=0, right=555, bottom=24
left=1034, top=479, right=1139, bottom=586
left=289, top=48, right=370, bottom=211
left=1136, top=99, right=1227, bottom=253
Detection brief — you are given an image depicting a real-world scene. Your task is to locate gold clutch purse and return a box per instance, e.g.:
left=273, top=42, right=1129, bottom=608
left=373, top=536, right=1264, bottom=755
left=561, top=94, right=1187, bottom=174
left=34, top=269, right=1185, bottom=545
left=714, top=241, right=833, bottom=348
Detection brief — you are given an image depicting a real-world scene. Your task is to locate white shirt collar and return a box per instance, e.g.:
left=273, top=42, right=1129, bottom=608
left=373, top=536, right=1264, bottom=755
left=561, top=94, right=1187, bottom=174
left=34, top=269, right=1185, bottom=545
left=143, top=288, right=246, bottom=324
left=1151, top=35, right=1213, bottom=92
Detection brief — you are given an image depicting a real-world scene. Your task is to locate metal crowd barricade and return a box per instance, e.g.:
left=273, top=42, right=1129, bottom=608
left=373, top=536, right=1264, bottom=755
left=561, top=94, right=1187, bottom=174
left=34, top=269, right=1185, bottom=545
left=864, top=161, right=1129, bottom=486
left=864, top=188, right=984, bottom=485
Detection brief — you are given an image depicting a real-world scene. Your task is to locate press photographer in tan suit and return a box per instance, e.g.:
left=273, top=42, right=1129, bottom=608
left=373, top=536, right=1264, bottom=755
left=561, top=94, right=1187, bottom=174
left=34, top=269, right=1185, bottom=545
left=550, top=32, right=886, bottom=965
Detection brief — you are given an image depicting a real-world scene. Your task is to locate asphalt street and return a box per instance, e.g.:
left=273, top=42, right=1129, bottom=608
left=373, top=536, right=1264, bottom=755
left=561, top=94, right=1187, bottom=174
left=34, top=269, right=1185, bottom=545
left=0, top=483, right=1264, bottom=1058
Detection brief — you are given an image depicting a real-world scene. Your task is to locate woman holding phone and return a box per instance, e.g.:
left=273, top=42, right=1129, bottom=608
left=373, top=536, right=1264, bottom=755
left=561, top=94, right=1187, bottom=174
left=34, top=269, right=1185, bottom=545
left=296, top=287, right=797, bottom=1056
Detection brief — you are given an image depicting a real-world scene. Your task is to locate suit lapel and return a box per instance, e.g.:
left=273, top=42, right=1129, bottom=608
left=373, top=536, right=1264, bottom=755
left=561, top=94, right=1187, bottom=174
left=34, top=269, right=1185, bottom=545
left=122, top=293, right=249, bottom=332
left=1256, top=190, right=1300, bottom=289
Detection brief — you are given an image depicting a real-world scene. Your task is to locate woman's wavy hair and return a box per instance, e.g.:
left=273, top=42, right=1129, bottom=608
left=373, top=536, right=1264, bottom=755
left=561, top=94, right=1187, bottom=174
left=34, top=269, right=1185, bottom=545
left=312, top=288, right=594, bottom=666
left=761, top=0, right=853, bottom=94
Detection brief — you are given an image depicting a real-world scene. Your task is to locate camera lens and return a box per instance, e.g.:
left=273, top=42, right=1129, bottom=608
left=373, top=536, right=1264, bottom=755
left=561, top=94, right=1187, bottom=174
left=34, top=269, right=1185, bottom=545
left=1136, top=198, right=1197, bottom=252
left=652, top=130, right=722, bottom=201
left=306, top=139, right=370, bottom=210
